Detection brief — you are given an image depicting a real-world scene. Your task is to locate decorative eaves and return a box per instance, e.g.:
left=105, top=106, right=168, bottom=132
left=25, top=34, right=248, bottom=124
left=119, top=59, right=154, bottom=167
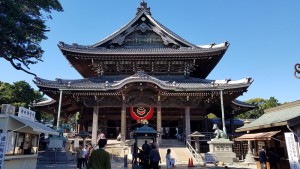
left=34, top=71, right=252, bottom=91
left=58, top=41, right=228, bottom=55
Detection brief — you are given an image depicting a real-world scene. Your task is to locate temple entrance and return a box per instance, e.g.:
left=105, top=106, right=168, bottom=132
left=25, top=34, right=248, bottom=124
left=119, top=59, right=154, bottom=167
left=191, top=120, right=204, bottom=132
left=107, top=120, right=120, bottom=139
left=162, top=120, right=178, bottom=139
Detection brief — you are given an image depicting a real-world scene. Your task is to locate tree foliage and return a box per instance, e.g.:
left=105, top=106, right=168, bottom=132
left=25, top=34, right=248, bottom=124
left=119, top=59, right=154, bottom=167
left=0, top=81, right=43, bottom=107
left=236, top=97, right=281, bottom=119
left=0, top=0, right=63, bottom=76
left=0, top=81, right=47, bottom=121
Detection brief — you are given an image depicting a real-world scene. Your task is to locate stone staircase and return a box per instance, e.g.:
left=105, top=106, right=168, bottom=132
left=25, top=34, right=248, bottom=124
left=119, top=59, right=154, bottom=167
left=105, top=139, right=201, bottom=165
left=159, top=139, right=194, bottom=164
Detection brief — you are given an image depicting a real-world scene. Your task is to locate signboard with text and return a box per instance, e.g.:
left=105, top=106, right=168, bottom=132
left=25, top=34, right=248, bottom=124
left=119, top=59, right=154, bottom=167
left=18, top=107, right=35, bottom=121
left=5, top=132, right=14, bottom=153
left=48, top=139, right=63, bottom=148
left=204, top=153, right=217, bottom=164
left=0, top=133, right=7, bottom=169
left=285, top=132, right=300, bottom=169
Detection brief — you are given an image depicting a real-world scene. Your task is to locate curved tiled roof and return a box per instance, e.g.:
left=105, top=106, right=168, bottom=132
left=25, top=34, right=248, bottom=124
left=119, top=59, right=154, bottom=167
left=232, top=100, right=257, bottom=108
left=34, top=71, right=252, bottom=91
left=58, top=42, right=228, bottom=55
left=236, top=100, right=300, bottom=132
left=33, top=99, right=56, bottom=107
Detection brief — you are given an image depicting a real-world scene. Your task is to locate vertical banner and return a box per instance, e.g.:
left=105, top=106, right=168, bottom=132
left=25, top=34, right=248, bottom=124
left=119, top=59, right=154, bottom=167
left=0, top=133, right=7, bottom=169
left=5, top=132, right=14, bottom=153
left=284, top=132, right=300, bottom=169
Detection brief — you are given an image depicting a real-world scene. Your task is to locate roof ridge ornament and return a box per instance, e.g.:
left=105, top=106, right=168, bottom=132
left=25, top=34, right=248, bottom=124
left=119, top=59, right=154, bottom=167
left=136, top=0, right=151, bottom=15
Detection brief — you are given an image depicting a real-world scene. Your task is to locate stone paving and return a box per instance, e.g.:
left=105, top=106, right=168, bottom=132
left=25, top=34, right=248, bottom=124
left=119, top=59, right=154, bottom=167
left=36, top=139, right=257, bottom=169
left=36, top=160, right=257, bottom=169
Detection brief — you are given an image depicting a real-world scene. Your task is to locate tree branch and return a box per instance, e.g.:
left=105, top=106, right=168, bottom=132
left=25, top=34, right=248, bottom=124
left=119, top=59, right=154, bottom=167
left=2, top=54, right=37, bottom=77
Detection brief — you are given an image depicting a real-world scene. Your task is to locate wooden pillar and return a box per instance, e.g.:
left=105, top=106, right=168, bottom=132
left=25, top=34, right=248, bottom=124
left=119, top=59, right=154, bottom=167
left=92, top=105, right=99, bottom=145
left=185, top=106, right=191, bottom=144
left=157, top=96, right=162, bottom=144
left=121, top=96, right=127, bottom=146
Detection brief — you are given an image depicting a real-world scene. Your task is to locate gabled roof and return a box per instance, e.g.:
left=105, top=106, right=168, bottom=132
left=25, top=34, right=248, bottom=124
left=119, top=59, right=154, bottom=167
left=91, top=1, right=197, bottom=48
left=57, top=2, right=229, bottom=79
left=58, top=1, right=229, bottom=52
left=236, top=100, right=300, bottom=132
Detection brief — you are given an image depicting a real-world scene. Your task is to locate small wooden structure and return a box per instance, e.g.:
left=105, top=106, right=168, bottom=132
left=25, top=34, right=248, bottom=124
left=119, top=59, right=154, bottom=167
left=133, top=124, right=157, bottom=145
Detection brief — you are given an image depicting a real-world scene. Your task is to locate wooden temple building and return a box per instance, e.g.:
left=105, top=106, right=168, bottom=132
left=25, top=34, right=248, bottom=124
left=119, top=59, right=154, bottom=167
left=34, top=1, right=255, bottom=145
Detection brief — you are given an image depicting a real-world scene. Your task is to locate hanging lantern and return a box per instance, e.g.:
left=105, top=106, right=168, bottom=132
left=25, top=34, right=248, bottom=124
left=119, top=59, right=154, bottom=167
left=130, top=106, right=154, bottom=121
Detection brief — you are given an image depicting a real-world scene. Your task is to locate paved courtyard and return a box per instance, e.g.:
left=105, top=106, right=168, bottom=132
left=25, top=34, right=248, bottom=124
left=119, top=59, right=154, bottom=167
left=37, top=160, right=257, bottom=169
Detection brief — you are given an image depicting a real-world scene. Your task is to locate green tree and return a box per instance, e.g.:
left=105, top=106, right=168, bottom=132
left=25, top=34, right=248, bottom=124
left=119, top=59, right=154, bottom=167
left=0, top=81, right=46, bottom=121
left=67, top=111, right=80, bottom=131
left=236, top=97, right=281, bottom=119
left=0, top=0, right=63, bottom=76
left=11, top=81, right=43, bottom=107
left=0, top=82, right=14, bottom=104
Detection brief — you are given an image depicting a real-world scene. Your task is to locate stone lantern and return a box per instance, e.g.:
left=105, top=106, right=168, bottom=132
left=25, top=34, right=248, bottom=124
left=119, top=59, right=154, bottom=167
left=243, top=120, right=256, bottom=164
left=189, top=131, right=205, bottom=153
left=76, top=131, right=90, bottom=146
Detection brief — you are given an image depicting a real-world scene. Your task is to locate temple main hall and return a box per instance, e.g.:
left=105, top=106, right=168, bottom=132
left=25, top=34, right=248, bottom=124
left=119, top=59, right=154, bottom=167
left=34, top=1, right=254, bottom=145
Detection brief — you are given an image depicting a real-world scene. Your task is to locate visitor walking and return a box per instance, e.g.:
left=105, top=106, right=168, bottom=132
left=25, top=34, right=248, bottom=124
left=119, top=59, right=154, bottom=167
left=87, top=139, right=111, bottom=169
left=88, top=143, right=93, bottom=156
left=268, top=148, right=280, bottom=169
left=149, top=145, right=161, bottom=169
left=82, top=145, right=89, bottom=167
left=76, top=143, right=83, bottom=169
left=166, top=149, right=172, bottom=169
left=259, top=146, right=267, bottom=169
left=142, top=140, right=151, bottom=168
left=131, top=141, right=138, bottom=164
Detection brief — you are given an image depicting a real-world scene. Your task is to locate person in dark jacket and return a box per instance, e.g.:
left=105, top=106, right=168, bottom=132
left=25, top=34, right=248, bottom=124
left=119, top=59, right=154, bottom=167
left=259, top=146, right=267, bottom=169
left=87, top=139, right=111, bottom=169
left=142, top=140, right=151, bottom=168
left=268, top=148, right=279, bottom=169
left=149, top=145, right=161, bottom=169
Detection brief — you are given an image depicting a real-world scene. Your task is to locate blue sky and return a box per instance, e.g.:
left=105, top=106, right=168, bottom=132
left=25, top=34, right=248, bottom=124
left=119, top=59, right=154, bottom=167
left=0, top=0, right=299, bottom=103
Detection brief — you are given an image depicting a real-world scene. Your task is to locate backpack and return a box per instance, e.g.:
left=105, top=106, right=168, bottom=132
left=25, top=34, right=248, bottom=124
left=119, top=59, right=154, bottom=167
left=152, top=151, right=159, bottom=162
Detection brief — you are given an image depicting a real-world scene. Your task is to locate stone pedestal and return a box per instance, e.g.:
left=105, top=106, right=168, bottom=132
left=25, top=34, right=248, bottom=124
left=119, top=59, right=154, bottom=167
left=207, top=139, right=236, bottom=163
